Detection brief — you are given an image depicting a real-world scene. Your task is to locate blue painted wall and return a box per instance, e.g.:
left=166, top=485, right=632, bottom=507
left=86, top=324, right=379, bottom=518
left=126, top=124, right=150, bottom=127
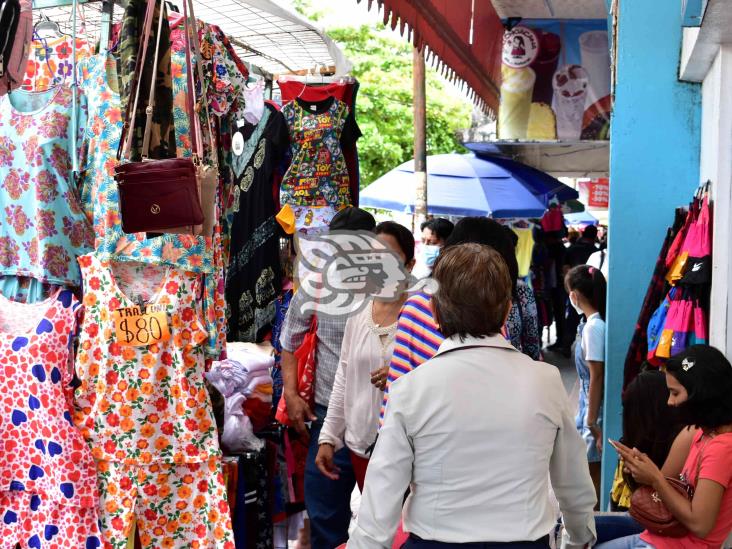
left=603, top=0, right=701, bottom=507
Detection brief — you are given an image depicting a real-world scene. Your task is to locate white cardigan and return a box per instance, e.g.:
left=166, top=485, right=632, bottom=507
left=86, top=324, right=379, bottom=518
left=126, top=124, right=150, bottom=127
left=319, top=304, right=396, bottom=458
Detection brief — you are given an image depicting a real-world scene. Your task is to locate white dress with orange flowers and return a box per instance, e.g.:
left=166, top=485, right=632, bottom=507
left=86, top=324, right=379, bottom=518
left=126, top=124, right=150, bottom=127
left=73, top=253, right=219, bottom=464
left=73, top=253, right=235, bottom=548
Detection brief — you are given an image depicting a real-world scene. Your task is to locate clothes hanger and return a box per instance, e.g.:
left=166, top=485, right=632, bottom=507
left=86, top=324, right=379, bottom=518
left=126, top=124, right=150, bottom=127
left=34, top=14, right=67, bottom=39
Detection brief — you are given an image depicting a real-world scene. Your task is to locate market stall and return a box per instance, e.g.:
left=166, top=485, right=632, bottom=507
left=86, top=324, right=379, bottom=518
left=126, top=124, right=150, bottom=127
left=0, top=0, right=360, bottom=546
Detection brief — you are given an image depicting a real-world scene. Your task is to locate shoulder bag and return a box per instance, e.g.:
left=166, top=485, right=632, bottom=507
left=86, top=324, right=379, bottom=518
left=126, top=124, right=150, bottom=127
left=114, top=0, right=217, bottom=235
left=629, top=435, right=710, bottom=538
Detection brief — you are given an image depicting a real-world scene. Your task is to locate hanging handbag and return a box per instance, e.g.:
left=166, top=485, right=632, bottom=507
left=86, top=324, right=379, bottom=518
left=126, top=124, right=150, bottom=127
left=629, top=437, right=709, bottom=538
left=114, top=0, right=217, bottom=235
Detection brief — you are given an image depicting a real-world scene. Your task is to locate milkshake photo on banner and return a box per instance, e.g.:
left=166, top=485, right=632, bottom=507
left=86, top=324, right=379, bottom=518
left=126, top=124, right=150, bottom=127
left=498, top=19, right=612, bottom=142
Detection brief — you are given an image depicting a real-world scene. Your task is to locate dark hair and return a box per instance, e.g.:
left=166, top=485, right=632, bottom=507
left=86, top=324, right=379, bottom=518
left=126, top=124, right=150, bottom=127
left=329, top=207, right=376, bottom=232
left=565, top=264, right=606, bottom=320
left=583, top=225, right=598, bottom=241
left=420, top=219, right=432, bottom=232
left=432, top=243, right=512, bottom=340
left=424, top=218, right=454, bottom=242
left=622, top=369, right=683, bottom=469
left=444, top=217, right=519, bottom=294
left=665, top=345, right=732, bottom=430
left=375, top=221, right=415, bottom=264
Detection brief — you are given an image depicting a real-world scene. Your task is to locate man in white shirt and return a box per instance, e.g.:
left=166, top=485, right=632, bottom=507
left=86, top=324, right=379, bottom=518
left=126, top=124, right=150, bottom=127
left=348, top=243, right=597, bottom=549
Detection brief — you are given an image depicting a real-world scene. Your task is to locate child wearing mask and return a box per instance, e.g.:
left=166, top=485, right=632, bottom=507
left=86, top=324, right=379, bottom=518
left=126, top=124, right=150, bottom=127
left=565, top=264, right=607, bottom=504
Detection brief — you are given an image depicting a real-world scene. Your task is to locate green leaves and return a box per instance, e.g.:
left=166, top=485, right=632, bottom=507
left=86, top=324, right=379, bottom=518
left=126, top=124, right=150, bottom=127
left=328, top=25, right=471, bottom=187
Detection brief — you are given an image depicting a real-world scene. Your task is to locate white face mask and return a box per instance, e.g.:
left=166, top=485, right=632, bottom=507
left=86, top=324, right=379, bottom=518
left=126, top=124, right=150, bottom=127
left=569, top=292, right=584, bottom=315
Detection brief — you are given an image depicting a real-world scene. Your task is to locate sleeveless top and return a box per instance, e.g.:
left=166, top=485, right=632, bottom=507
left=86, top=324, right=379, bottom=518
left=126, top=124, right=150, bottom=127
left=0, top=289, right=98, bottom=508
left=73, top=253, right=221, bottom=465
left=279, top=97, right=351, bottom=209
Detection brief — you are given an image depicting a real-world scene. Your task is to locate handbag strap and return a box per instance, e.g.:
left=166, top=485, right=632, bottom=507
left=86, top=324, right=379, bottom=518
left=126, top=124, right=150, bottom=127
left=118, top=0, right=159, bottom=161
left=182, top=0, right=218, bottom=169
left=692, top=433, right=713, bottom=485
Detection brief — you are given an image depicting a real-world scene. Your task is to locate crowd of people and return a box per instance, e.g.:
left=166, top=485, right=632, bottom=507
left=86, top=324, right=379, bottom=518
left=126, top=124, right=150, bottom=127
left=278, top=208, right=732, bottom=549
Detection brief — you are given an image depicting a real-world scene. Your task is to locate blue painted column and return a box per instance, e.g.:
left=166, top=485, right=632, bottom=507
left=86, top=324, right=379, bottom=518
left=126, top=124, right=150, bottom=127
left=603, top=1, right=701, bottom=507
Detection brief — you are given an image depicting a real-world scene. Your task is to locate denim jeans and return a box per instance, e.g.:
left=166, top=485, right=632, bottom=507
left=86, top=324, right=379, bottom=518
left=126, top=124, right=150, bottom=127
left=304, top=404, right=356, bottom=549
left=594, top=513, right=644, bottom=545
left=403, top=534, right=550, bottom=549
left=595, top=534, right=655, bottom=549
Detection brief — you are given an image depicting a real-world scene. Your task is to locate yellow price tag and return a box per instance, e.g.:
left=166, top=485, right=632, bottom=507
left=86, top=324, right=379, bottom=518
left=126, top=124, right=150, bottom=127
left=113, top=305, right=171, bottom=347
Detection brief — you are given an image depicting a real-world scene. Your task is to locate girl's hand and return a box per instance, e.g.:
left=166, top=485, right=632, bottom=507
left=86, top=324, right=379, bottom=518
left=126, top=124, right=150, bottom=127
left=612, top=441, right=663, bottom=487
left=590, top=425, right=603, bottom=454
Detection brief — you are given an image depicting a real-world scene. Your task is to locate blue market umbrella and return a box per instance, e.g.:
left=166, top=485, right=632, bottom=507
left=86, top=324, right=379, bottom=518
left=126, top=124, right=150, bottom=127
left=360, top=154, right=575, bottom=218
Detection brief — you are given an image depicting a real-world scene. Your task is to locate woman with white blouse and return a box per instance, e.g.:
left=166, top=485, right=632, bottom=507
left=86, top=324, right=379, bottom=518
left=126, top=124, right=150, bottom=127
left=348, top=243, right=597, bottom=549
left=316, top=221, right=416, bottom=490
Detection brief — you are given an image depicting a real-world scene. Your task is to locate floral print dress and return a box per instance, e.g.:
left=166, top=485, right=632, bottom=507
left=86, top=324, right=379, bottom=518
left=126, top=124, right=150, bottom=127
left=22, top=36, right=90, bottom=92
left=73, top=254, right=234, bottom=548
left=0, top=86, right=93, bottom=287
left=77, top=53, right=225, bottom=358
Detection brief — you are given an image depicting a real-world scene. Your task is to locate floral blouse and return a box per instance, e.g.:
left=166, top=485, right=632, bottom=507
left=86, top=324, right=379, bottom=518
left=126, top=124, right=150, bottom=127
left=73, top=254, right=221, bottom=464
left=506, top=280, right=542, bottom=360
left=0, top=86, right=93, bottom=287
left=22, top=36, right=91, bottom=92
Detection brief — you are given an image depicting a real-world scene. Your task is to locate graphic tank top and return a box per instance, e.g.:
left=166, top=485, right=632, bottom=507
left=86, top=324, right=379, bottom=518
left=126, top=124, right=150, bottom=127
left=73, top=254, right=220, bottom=464
left=0, top=289, right=98, bottom=507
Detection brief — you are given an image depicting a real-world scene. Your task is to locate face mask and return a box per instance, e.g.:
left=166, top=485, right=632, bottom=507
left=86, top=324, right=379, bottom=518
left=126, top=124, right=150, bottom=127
left=569, top=292, right=584, bottom=315
left=422, top=245, right=440, bottom=267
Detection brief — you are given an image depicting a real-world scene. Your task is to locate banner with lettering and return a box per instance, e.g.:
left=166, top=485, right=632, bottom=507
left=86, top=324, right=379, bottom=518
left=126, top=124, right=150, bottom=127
left=578, top=178, right=610, bottom=209
left=498, top=20, right=611, bottom=142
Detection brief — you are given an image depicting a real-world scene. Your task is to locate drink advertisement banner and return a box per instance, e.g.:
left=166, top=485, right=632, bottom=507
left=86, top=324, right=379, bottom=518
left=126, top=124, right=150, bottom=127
left=498, top=20, right=611, bottom=142
left=579, top=178, right=610, bottom=209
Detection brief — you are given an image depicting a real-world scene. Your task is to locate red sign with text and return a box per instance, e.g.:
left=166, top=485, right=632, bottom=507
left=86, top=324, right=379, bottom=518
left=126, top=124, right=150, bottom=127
left=580, top=178, right=609, bottom=208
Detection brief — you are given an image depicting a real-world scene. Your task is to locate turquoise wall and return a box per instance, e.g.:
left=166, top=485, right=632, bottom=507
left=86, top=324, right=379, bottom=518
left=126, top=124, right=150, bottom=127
left=603, top=1, right=701, bottom=507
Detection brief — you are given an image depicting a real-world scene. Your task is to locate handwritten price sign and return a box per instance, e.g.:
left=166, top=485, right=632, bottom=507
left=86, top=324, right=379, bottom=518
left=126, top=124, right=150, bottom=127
left=113, top=304, right=171, bottom=347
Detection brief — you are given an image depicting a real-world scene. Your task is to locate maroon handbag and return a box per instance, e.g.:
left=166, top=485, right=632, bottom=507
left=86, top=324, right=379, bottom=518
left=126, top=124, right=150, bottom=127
left=629, top=437, right=709, bottom=538
left=114, top=0, right=216, bottom=235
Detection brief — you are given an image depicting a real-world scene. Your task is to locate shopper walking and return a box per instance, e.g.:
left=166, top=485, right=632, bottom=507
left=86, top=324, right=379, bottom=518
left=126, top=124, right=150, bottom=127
left=381, top=216, right=530, bottom=424
left=600, top=345, right=732, bottom=549
left=505, top=226, right=542, bottom=360
left=414, top=218, right=453, bottom=279
left=316, top=221, right=415, bottom=491
left=280, top=207, right=376, bottom=549
left=349, top=244, right=597, bottom=548
left=565, top=264, right=607, bottom=503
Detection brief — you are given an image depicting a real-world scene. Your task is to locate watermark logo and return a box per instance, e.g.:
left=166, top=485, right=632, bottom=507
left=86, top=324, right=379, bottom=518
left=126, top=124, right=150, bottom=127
left=294, top=231, right=438, bottom=318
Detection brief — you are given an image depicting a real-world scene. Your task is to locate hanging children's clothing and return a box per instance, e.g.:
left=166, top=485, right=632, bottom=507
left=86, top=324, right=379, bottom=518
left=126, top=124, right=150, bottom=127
left=23, top=35, right=90, bottom=91
left=0, top=288, right=103, bottom=548
left=73, top=254, right=235, bottom=548
left=273, top=96, right=360, bottom=231
left=0, top=86, right=93, bottom=287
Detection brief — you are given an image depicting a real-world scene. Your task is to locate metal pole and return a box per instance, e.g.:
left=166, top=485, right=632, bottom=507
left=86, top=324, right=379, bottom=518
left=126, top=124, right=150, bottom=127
left=413, top=46, right=427, bottom=229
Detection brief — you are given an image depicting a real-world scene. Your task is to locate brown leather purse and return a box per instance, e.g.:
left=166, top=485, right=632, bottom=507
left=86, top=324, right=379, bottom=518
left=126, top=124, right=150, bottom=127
left=114, top=0, right=217, bottom=236
left=629, top=436, right=709, bottom=538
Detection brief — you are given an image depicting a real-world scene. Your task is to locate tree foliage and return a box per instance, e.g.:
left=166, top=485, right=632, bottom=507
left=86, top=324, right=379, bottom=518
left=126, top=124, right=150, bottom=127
left=327, top=25, right=471, bottom=186
left=290, top=1, right=471, bottom=186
